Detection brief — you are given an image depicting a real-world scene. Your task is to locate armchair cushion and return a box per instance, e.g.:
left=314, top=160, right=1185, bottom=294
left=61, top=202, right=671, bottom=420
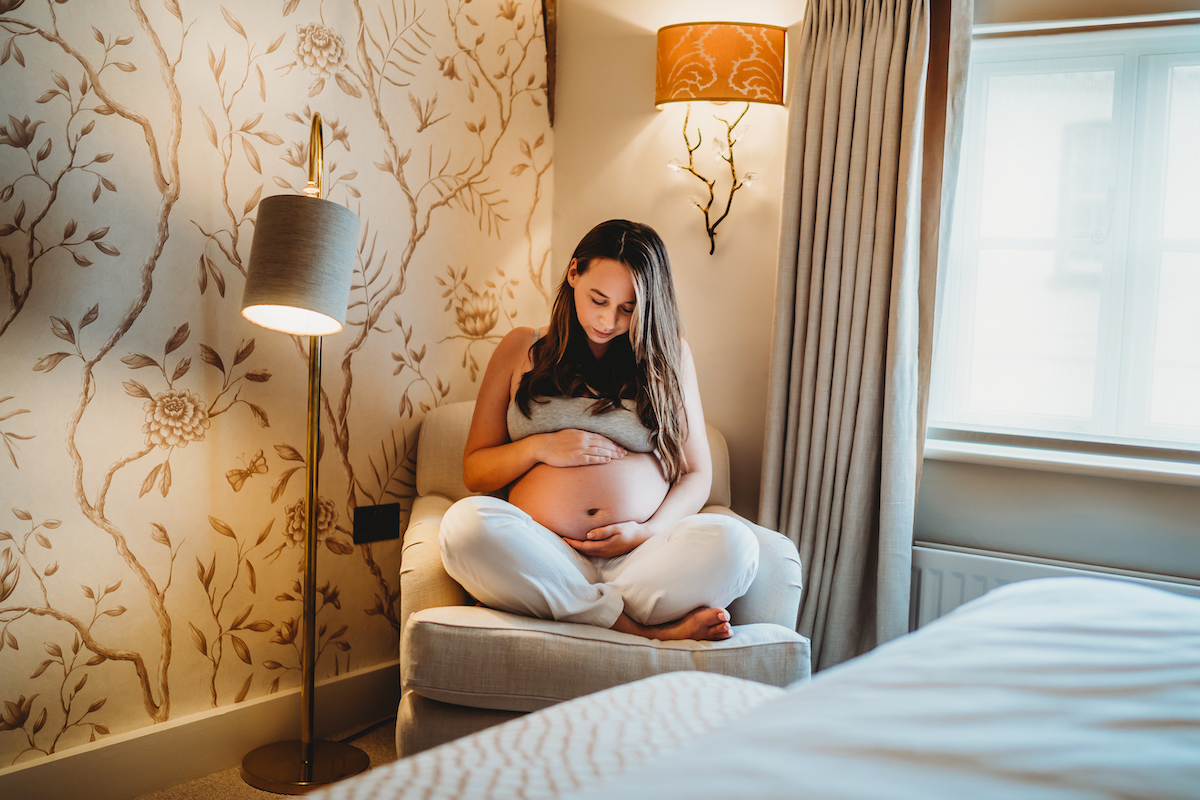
left=403, top=607, right=808, bottom=713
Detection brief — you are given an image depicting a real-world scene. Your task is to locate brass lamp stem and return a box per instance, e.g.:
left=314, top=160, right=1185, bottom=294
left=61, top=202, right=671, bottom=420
left=301, top=332, right=320, bottom=779
left=305, top=112, right=324, bottom=199
left=299, top=112, right=324, bottom=779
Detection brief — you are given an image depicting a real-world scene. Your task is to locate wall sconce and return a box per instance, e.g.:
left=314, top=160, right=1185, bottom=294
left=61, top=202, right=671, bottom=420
left=656, top=22, right=786, bottom=254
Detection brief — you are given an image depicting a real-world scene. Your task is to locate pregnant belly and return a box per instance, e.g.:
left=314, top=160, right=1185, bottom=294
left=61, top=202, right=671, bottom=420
left=508, top=453, right=670, bottom=540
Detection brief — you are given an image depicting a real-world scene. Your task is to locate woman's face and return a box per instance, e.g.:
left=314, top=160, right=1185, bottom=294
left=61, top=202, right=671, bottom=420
left=567, top=257, right=636, bottom=356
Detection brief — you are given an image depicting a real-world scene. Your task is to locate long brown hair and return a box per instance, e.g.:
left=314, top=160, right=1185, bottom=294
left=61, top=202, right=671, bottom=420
left=515, top=220, right=688, bottom=481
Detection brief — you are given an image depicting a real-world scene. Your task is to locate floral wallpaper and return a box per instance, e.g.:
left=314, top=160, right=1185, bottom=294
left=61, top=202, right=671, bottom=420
left=0, top=0, right=552, bottom=767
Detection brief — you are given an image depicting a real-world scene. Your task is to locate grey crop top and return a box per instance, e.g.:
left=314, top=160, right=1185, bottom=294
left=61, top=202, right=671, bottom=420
left=507, top=396, right=655, bottom=453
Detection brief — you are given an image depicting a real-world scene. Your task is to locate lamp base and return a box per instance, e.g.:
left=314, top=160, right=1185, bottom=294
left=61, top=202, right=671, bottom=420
left=241, top=739, right=370, bottom=795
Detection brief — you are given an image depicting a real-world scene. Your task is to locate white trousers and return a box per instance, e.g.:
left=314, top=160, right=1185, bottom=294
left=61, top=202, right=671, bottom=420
left=439, top=496, right=760, bottom=629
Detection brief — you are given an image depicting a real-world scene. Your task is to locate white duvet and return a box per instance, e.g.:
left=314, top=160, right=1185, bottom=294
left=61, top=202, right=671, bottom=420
left=572, top=577, right=1200, bottom=799
left=315, top=577, right=1200, bottom=799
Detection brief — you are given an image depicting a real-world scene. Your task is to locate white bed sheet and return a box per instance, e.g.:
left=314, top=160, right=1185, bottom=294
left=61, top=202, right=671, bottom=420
left=569, top=577, right=1200, bottom=799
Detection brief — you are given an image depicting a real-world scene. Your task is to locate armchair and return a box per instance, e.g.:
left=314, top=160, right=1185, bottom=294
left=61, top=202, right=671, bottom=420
left=397, top=401, right=810, bottom=756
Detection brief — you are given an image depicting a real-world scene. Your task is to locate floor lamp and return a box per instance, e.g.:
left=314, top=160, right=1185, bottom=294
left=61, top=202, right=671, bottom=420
left=239, top=113, right=369, bottom=794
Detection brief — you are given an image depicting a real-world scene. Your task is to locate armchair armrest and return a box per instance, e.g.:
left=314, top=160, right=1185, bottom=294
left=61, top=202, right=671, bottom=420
left=707, top=507, right=802, bottom=630
left=400, top=494, right=471, bottom=638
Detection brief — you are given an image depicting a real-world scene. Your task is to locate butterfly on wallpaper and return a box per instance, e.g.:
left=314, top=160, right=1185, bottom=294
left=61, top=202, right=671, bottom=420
left=226, top=450, right=268, bottom=491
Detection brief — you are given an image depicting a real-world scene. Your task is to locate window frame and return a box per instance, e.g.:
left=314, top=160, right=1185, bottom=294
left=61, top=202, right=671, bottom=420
left=927, top=19, right=1200, bottom=484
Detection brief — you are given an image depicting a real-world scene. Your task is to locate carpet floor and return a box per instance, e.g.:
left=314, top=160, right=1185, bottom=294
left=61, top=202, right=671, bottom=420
left=133, top=718, right=397, bottom=800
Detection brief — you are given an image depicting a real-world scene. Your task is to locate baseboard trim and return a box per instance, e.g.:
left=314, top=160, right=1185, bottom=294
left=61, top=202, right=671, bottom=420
left=0, top=660, right=399, bottom=800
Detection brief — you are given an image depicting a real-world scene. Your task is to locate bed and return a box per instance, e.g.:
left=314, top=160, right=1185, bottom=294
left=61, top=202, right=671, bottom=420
left=311, top=577, right=1200, bottom=799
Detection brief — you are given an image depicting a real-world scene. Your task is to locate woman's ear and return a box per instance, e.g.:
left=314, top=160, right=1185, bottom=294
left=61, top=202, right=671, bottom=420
left=566, top=258, right=579, bottom=287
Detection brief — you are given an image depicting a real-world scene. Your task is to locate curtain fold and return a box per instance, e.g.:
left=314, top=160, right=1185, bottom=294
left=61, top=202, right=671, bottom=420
left=759, top=0, right=971, bottom=670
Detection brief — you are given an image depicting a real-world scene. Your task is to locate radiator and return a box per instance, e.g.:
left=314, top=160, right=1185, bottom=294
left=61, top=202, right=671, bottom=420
left=910, top=543, right=1200, bottom=631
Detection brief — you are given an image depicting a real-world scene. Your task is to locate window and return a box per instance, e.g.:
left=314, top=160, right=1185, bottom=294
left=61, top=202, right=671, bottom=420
left=931, top=22, right=1200, bottom=461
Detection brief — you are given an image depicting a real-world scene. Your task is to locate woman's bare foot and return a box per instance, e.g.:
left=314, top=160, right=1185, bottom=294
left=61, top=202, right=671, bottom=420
left=611, top=607, right=732, bottom=641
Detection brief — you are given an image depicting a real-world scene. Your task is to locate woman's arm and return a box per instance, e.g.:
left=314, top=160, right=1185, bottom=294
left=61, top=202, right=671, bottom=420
left=640, top=340, right=712, bottom=530
left=462, top=327, right=628, bottom=493
left=568, top=340, right=713, bottom=556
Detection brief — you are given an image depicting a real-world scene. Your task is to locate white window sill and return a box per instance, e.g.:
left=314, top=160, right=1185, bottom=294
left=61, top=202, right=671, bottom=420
left=923, top=438, right=1200, bottom=488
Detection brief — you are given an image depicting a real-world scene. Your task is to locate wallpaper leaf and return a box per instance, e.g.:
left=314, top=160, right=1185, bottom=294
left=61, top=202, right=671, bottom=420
left=0, top=0, right=551, bottom=768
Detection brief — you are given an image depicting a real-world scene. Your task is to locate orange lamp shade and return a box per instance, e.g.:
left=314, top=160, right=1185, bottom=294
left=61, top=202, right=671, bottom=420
left=655, top=22, right=786, bottom=107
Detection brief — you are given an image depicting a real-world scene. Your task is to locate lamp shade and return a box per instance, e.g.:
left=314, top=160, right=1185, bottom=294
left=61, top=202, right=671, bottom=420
left=242, top=194, right=360, bottom=336
left=655, top=22, right=786, bottom=107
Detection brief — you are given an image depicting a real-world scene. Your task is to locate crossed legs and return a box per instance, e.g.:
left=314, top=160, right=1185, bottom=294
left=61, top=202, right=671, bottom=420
left=439, top=496, right=759, bottom=641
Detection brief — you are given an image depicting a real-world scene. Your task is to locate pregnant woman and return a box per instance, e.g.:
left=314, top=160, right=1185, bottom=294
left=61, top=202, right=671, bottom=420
left=439, top=219, right=759, bottom=641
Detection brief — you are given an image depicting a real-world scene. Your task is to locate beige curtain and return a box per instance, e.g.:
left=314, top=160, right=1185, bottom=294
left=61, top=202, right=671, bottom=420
left=759, top=0, right=971, bottom=670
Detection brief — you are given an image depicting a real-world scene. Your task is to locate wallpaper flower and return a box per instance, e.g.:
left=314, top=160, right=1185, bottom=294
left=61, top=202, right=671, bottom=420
left=0, top=0, right=552, bottom=768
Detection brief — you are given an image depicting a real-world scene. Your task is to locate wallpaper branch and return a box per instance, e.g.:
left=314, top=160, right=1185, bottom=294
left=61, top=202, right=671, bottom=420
left=0, top=0, right=552, bottom=769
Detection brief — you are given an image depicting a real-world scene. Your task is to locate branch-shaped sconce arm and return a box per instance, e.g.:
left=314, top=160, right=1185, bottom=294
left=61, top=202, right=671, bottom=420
left=670, top=102, right=752, bottom=255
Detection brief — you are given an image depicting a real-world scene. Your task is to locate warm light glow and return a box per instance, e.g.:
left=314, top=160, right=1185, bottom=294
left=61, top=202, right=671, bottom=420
left=656, top=22, right=786, bottom=107
left=242, top=304, right=343, bottom=336
left=240, top=194, right=359, bottom=337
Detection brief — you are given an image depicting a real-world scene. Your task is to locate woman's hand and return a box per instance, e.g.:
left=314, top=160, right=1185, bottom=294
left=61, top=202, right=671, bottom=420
left=563, top=521, right=648, bottom=558
left=536, top=429, right=626, bottom=467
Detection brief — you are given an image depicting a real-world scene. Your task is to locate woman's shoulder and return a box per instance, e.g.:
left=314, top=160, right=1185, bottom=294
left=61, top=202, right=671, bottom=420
left=495, top=326, right=541, bottom=356
left=500, top=325, right=550, bottom=344
left=496, top=326, right=547, bottom=398
left=676, top=337, right=697, bottom=381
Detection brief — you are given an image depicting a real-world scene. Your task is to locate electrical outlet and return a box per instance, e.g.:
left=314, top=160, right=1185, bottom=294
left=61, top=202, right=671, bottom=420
left=353, top=503, right=400, bottom=544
